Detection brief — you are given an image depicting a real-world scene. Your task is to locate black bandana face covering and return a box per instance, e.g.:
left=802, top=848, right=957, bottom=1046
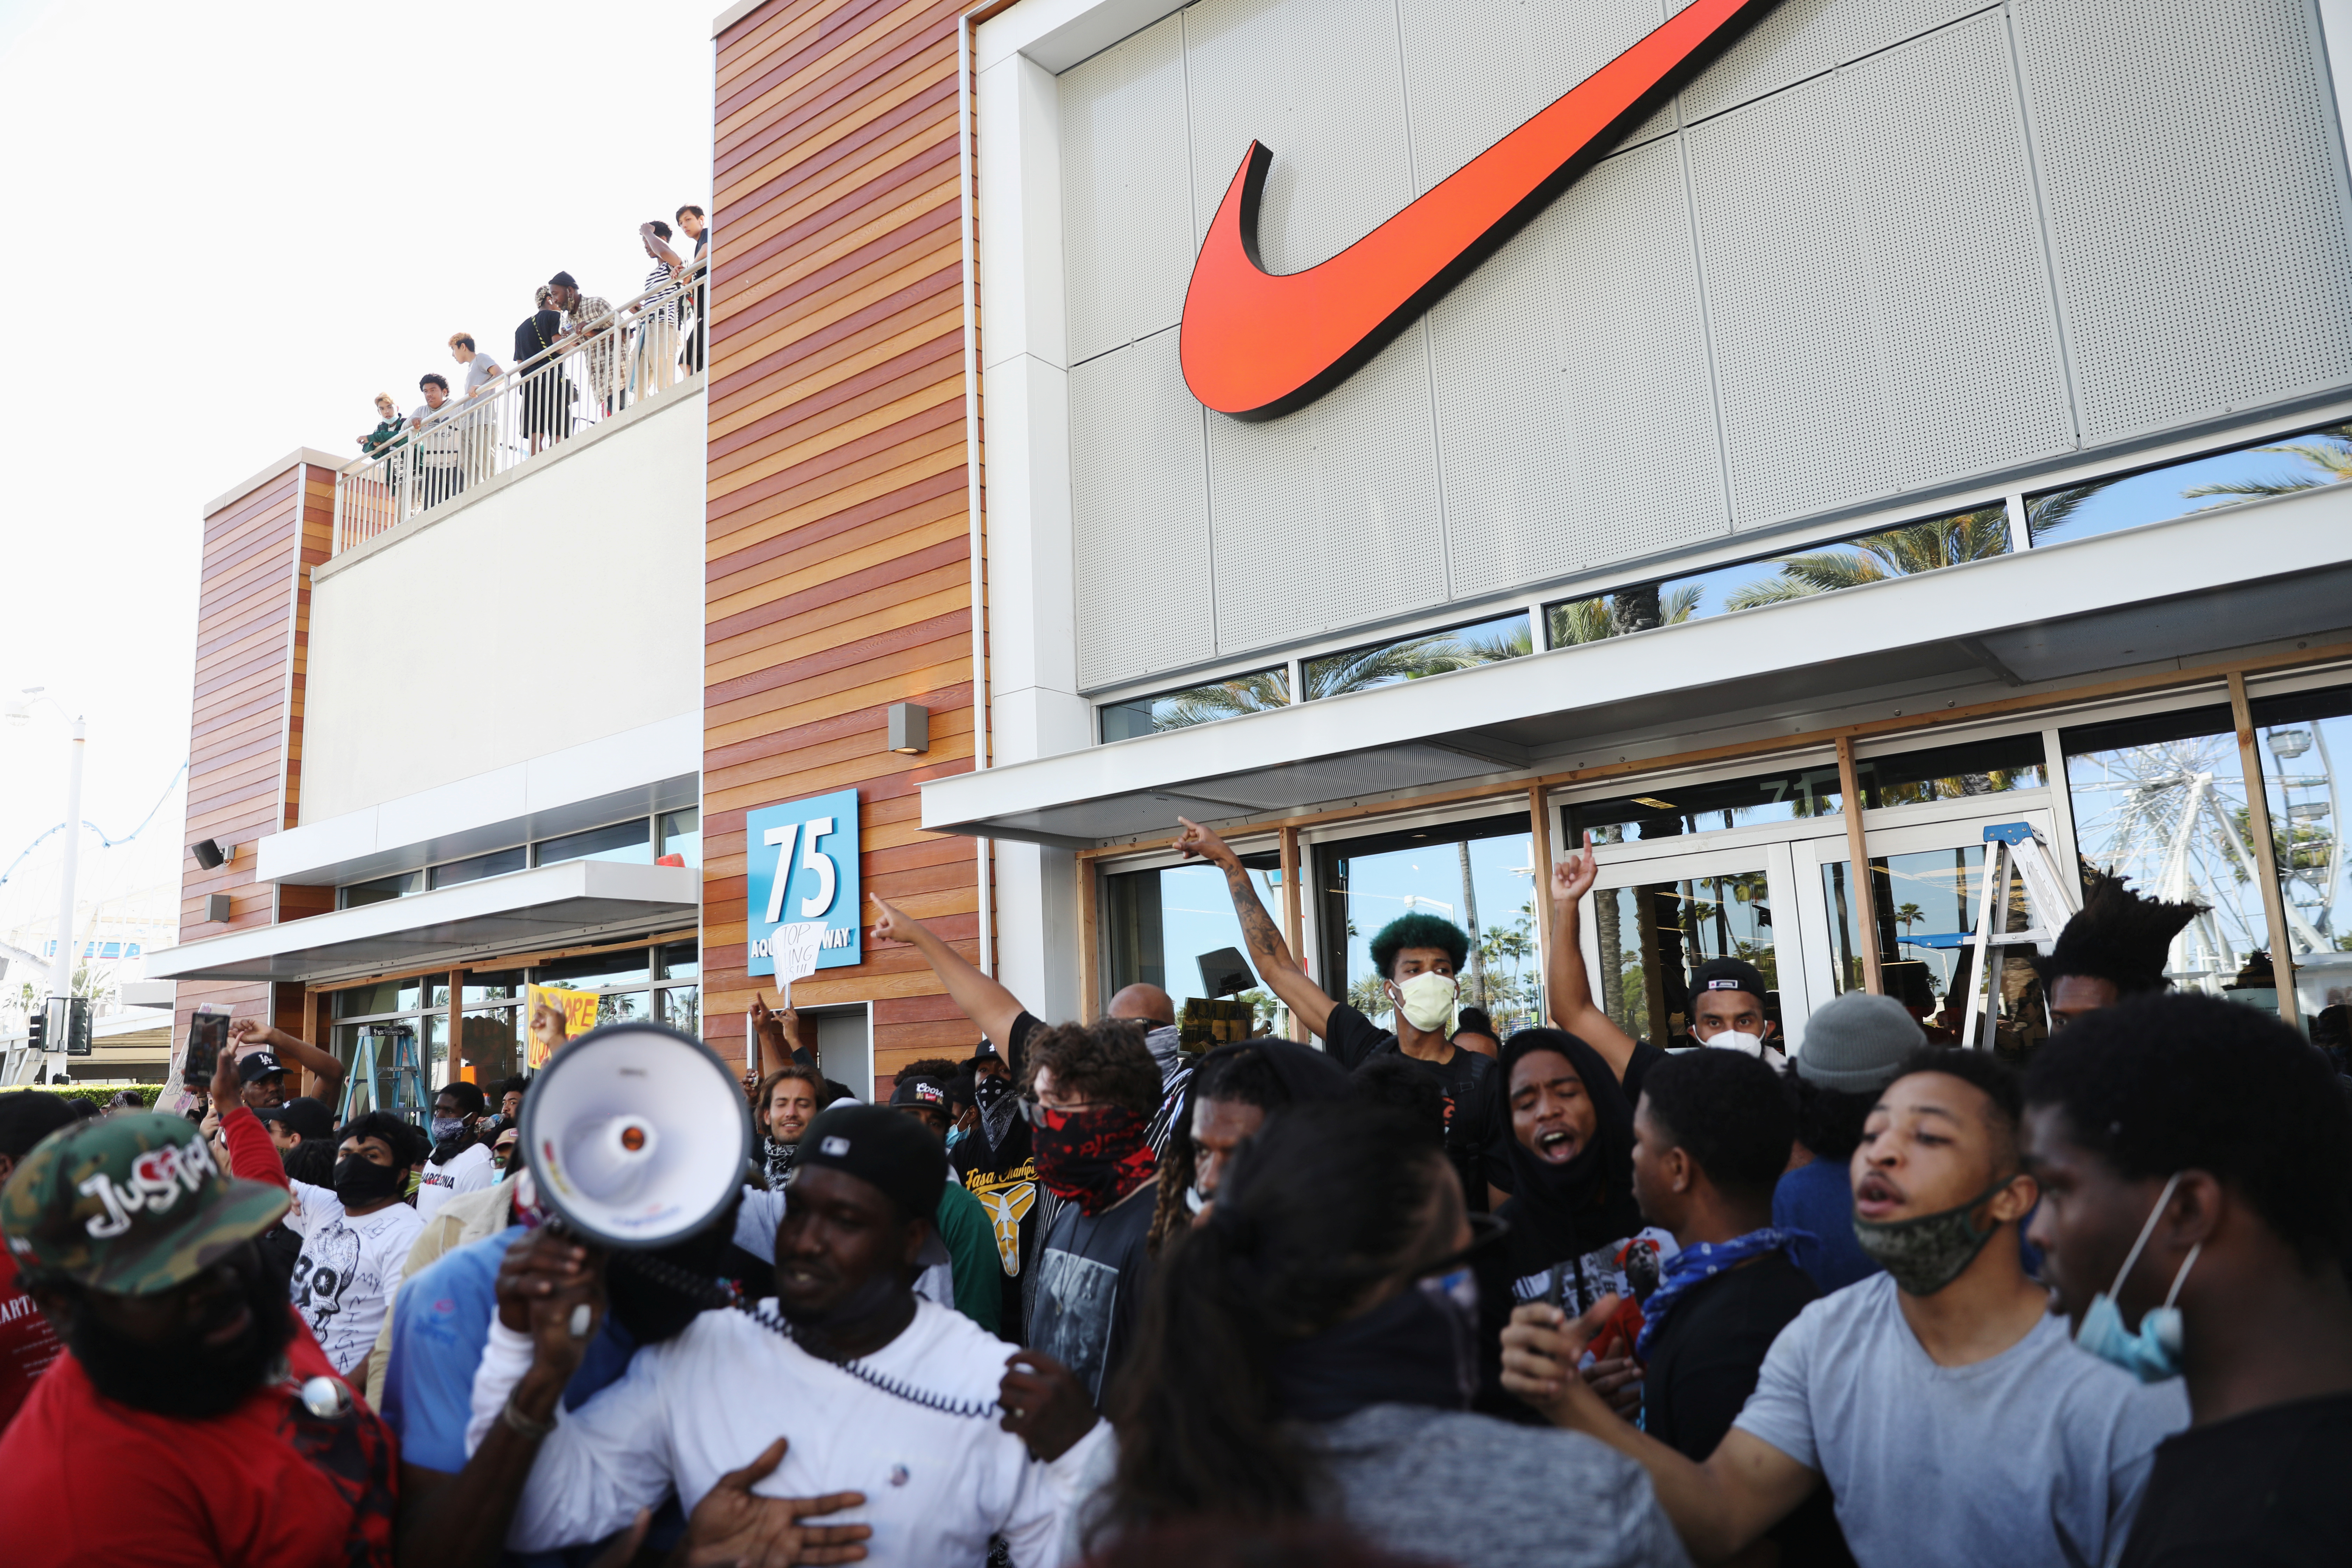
left=973, top=1074, right=1018, bottom=1155
left=1851, top=1174, right=2018, bottom=1295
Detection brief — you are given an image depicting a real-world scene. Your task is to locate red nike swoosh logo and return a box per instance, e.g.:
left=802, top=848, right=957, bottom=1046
left=1180, top=0, right=1782, bottom=420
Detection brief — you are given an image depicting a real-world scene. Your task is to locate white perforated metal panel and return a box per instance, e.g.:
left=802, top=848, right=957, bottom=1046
left=1207, top=323, right=1444, bottom=654
left=1690, top=73, right=1897, bottom=526
left=2014, top=0, right=2352, bottom=440
left=1680, top=0, right=1985, bottom=125
left=1183, top=0, right=1417, bottom=272
left=1060, top=15, right=1197, bottom=366
left=1072, top=328, right=1218, bottom=689
left=1397, top=0, right=1671, bottom=196
left=1840, top=10, right=2071, bottom=488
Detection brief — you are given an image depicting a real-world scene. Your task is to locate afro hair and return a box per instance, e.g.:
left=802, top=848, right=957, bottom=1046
left=2032, top=871, right=2204, bottom=996
left=1368, top=912, right=1469, bottom=980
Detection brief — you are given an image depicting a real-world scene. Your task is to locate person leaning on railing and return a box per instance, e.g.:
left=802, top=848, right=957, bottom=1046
left=547, top=270, right=618, bottom=413
left=357, top=393, right=406, bottom=460
left=513, top=287, right=570, bottom=455
left=409, top=373, right=465, bottom=509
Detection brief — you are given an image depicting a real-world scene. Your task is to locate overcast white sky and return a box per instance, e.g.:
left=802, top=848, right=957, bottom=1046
left=0, top=0, right=714, bottom=975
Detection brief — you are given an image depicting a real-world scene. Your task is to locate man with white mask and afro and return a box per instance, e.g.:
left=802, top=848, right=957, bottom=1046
left=1176, top=817, right=1500, bottom=1211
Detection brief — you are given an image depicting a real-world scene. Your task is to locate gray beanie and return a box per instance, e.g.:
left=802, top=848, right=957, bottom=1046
left=1795, top=992, right=1925, bottom=1092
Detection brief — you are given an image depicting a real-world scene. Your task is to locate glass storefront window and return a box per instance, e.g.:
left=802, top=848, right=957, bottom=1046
left=336, top=977, right=421, bottom=1018
left=1101, top=668, right=1290, bottom=741
left=1818, top=846, right=2045, bottom=1060
left=658, top=808, right=701, bottom=866
left=660, top=987, right=700, bottom=1034
left=2247, top=684, right=2352, bottom=1024
left=1857, top=734, right=2046, bottom=808
left=1591, top=870, right=1776, bottom=1050
left=1316, top=813, right=1541, bottom=1036
left=658, top=941, right=699, bottom=980
left=1567, top=764, right=1842, bottom=842
left=1105, top=857, right=1283, bottom=1027
left=1547, top=503, right=2009, bottom=648
left=430, top=847, right=527, bottom=889
left=463, top=971, right=519, bottom=1003
left=536, top=951, right=651, bottom=989
left=596, top=991, right=651, bottom=1026
left=2062, top=705, right=2270, bottom=997
left=458, top=1007, right=520, bottom=1083
left=536, top=819, right=652, bottom=867
left=2027, top=422, right=2352, bottom=547
left=1302, top=613, right=1530, bottom=702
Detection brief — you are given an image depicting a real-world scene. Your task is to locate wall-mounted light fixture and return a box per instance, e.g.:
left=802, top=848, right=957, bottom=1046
left=190, top=838, right=230, bottom=870
left=204, top=894, right=232, bottom=923
left=888, top=702, right=930, bottom=755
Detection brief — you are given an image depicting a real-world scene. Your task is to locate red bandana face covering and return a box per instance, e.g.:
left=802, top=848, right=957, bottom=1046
left=1031, top=1104, right=1156, bottom=1216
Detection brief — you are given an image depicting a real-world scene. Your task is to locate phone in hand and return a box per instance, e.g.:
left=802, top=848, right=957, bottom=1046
left=184, top=1009, right=231, bottom=1088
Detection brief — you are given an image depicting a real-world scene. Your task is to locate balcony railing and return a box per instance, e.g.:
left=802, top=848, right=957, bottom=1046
left=331, top=257, right=707, bottom=555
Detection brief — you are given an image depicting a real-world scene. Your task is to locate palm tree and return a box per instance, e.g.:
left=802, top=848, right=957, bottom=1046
left=1722, top=505, right=2009, bottom=610
left=2182, top=425, right=2352, bottom=506
left=1549, top=584, right=1703, bottom=647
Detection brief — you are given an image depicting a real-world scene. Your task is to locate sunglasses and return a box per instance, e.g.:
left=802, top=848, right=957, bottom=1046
left=1018, top=1096, right=1101, bottom=1128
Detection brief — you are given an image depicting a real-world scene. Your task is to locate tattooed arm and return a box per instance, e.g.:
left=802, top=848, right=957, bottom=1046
left=1174, top=817, right=1336, bottom=1040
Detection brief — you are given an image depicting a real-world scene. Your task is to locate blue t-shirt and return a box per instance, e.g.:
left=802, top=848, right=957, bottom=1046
left=1773, top=1156, right=1880, bottom=1295
left=382, top=1226, right=675, bottom=1565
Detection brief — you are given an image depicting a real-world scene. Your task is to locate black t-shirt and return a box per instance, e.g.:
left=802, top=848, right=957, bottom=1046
left=1620, top=1041, right=1668, bottom=1109
left=2119, top=1391, right=2352, bottom=1567
left=1646, top=1253, right=1851, bottom=1566
left=1024, top=1179, right=1155, bottom=1409
left=951, top=1014, right=1042, bottom=1342
left=1322, top=1003, right=1497, bottom=1201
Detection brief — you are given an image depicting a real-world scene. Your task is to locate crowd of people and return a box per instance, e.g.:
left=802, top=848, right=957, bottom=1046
left=354, top=206, right=711, bottom=506
left=1, top=819, right=2348, bottom=1566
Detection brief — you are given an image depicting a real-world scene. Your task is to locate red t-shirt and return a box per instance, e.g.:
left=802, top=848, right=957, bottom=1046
left=0, top=1245, right=63, bottom=1431
left=0, top=1307, right=397, bottom=1566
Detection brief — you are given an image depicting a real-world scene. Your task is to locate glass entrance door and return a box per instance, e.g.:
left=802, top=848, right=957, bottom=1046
left=1791, top=808, right=2060, bottom=1062
left=1578, top=841, right=1809, bottom=1053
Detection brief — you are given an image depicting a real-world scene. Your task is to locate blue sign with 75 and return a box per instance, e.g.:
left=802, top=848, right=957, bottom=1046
left=745, top=788, right=861, bottom=978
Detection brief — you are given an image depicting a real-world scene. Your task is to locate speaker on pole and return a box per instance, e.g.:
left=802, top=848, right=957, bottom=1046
left=518, top=1021, right=752, bottom=1249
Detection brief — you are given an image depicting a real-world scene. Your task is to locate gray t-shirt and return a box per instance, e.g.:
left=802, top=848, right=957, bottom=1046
left=1733, top=1273, right=2188, bottom=1568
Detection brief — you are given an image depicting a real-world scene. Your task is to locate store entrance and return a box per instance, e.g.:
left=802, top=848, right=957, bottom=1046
left=1581, top=842, right=1803, bottom=1054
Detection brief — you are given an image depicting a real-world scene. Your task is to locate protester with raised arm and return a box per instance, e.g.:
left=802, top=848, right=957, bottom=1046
left=228, top=1014, right=348, bottom=1112
left=1502, top=1048, right=2185, bottom=1567
left=1177, top=816, right=1498, bottom=1208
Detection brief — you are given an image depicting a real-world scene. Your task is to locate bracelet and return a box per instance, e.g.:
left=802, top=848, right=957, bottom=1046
left=500, top=1389, right=556, bottom=1440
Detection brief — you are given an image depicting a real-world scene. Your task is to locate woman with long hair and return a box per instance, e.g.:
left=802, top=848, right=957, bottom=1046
left=1090, top=1100, right=1687, bottom=1566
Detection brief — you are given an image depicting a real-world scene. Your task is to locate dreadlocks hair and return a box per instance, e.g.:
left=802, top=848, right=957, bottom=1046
left=1368, top=912, right=1468, bottom=979
left=1149, top=1046, right=1314, bottom=1256
left=2032, top=871, right=2205, bottom=996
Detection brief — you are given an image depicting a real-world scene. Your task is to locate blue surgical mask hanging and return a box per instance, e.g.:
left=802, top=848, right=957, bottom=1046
left=2074, top=1171, right=2200, bottom=1383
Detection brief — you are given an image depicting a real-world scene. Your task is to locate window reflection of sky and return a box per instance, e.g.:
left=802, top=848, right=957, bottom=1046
left=1150, top=863, right=1278, bottom=1004
left=2031, top=439, right=2340, bottom=546
left=1330, top=834, right=1539, bottom=1028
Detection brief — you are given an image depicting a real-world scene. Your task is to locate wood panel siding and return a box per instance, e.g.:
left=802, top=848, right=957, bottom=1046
left=708, top=0, right=985, bottom=1095
left=172, top=455, right=336, bottom=1080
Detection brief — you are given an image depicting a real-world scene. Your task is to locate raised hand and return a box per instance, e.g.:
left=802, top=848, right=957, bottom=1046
left=867, top=894, right=914, bottom=947
left=1174, top=816, right=1238, bottom=870
left=1500, top=1293, right=1619, bottom=1427
left=684, top=1436, right=871, bottom=1567
left=749, top=992, right=796, bottom=1062
left=999, top=1350, right=1097, bottom=1462
left=1552, top=829, right=1601, bottom=906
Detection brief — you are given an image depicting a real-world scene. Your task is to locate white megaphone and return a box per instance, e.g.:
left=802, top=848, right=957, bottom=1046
left=518, top=1020, right=752, bottom=1248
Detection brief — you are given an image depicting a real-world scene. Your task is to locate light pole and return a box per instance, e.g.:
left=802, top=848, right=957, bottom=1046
left=7, top=688, right=85, bottom=1082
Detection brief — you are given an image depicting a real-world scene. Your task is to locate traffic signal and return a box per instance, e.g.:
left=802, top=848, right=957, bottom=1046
left=63, top=998, right=92, bottom=1057
left=24, top=1009, right=44, bottom=1052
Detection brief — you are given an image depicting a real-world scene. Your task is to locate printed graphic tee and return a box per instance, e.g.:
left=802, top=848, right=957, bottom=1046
left=958, top=1011, right=1046, bottom=1335
left=0, top=1245, right=62, bottom=1433
left=1024, top=1179, right=1155, bottom=1407
left=286, top=1180, right=426, bottom=1376
left=416, top=1142, right=495, bottom=1223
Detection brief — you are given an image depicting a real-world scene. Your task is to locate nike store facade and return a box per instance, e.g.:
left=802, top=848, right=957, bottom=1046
left=919, top=0, right=2352, bottom=1060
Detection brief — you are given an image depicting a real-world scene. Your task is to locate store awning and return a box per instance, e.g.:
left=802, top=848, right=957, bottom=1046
left=144, top=860, right=699, bottom=984
left=922, top=484, right=2352, bottom=848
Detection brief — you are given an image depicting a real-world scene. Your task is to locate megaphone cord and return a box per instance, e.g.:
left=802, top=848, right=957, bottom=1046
left=609, top=1250, right=1003, bottom=1421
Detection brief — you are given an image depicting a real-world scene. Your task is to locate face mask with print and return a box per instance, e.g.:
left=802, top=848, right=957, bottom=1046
left=2074, top=1172, right=2199, bottom=1382
left=430, top=1116, right=468, bottom=1148
left=1850, top=1173, right=2015, bottom=1295
left=1391, top=971, right=1459, bottom=1033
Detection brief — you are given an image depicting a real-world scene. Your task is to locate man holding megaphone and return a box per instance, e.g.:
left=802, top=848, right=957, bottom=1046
left=466, top=1099, right=1105, bottom=1564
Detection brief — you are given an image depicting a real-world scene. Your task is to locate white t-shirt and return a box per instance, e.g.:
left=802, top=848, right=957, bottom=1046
left=415, top=1142, right=496, bottom=1222
left=284, top=1180, right=426, bottom=1376
left=468, top=1296, right=1098, bottom=1566
left=1732, top=1273, right=2188, bottom=1568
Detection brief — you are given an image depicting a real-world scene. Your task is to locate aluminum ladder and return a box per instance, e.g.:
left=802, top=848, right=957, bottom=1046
left=1959, top=822, right=2081, bottom=1051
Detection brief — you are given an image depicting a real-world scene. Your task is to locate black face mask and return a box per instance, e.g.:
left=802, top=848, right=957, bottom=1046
left=333, top=1154, right=404, bottom=1206
left=69, top=1242, right=295, bottom=1418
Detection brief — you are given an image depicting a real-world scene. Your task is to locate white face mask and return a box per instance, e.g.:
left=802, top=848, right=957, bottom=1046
left=1706, top=1029, right=1769, bottom=1058
left=1391, top=971, right=1459, bottom=1033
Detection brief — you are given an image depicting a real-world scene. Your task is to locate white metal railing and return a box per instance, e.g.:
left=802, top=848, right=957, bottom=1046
left=332, top=257, right=707, bottom=554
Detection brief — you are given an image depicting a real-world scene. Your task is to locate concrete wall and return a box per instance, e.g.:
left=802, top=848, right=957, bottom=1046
left=303, top=386, right=706, bottom=822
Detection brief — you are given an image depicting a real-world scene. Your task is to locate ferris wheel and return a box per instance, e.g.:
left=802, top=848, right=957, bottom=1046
left=2064, top=730, right=2335, bottom=988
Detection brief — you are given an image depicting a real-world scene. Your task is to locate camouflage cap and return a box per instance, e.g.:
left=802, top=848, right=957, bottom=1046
left=0, top=1112, right=289, bottom=1296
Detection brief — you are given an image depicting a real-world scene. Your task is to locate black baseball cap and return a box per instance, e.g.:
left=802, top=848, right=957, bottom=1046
left=796, top=1104, right=945, bottom=1226
left=888, top=1077, right=948, bottom=1113
left=0, top=1092, right=78, bottom=1161
left=548, top=270, right=579, bottom=289
left=255, top=1097, right=334, bottom=1142
left=961, top=1039, right=1002, bottom=1068
left=237, top=1050, right=287, bottom=1084
left=1688, top=957, right=1770, bottom=1006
